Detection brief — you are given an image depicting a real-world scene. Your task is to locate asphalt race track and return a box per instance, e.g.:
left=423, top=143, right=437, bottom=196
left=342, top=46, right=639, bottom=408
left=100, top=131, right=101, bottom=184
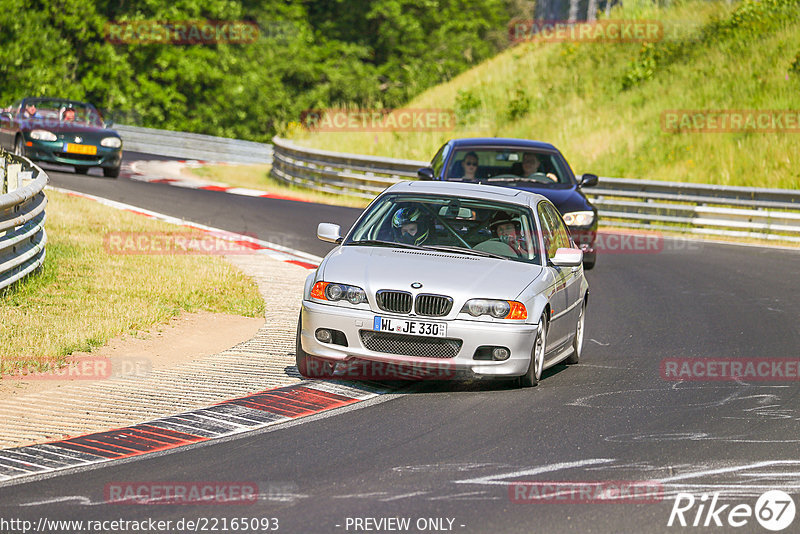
left=2, top=157, right=799, bottom=533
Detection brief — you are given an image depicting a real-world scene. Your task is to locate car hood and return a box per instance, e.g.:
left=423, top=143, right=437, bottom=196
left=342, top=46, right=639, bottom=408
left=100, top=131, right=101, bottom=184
left=320, top=245, right=543, bottom=301
left=511, top=184, right=591, bottom=213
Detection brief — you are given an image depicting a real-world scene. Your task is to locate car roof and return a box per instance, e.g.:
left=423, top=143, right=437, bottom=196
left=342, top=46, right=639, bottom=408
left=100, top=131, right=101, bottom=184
left=448, top=137, right=558, bottom=151
left=385, top=180, right=550, bottom=206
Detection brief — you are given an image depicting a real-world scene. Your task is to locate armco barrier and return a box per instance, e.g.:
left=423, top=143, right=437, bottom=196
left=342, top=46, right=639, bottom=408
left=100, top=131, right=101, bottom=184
left=116, top=124, right=273, bottom=164
left=0, top=150, right=48, bottom=291
left=271, top=137, right=800, bottom=243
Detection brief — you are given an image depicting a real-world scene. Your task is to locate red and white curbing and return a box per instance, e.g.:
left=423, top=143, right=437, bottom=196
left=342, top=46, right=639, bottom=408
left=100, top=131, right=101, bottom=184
left=0, top=187, right=399, bottom=484
left=124, top=160, right=311, bottom=202
left=0, top=381, right=390, bottom=484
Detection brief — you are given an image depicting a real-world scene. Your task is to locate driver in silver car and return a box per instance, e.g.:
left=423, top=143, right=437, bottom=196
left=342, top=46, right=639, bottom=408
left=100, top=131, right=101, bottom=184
left=489, top=211, right=528, bottom=257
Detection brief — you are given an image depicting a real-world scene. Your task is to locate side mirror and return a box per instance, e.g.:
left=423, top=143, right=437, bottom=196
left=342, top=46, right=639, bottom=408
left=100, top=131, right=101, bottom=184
left=104, top=119, right=114, bottom=128
left=317, top=222, right=342, bottom=243
left=579, top=173, right=598, bottom=187
left=417, top=167, right=434, bottom=181
left=0, top=112, right=12, bottom=120
left=551, top=247, right=583, bottom=267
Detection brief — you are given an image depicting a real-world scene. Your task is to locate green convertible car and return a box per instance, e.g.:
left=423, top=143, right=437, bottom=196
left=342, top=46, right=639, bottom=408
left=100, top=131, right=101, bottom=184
left=0, top=97, right=122, bottom=177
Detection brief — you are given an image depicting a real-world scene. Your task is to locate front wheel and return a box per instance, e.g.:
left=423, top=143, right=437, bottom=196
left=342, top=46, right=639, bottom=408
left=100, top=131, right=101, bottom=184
left=74, top=166, right=89, bottom=175
left=103, top=166, right=120, bottom=178
left=583, top=252, right=596, bottom=270
left=565, top=302, right=585, bottom=365
left=519, top=314, right=547, bottom=387
left=295, top=312, right=332, bottom=378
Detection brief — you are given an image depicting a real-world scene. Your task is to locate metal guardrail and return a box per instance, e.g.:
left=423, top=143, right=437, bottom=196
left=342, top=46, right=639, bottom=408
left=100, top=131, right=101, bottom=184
left=0, top=151, right=48, bottom=291
left=116, top=125, right=273, bottom=164
left=271, top=137, right=800, bottom=243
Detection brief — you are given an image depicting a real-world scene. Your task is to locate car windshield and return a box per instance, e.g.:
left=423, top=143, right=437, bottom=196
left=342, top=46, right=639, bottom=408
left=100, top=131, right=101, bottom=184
left=444, top=148, right=571, bottom=186
left=21, top=99, right=104, bottom=126
left=345, top=193, right=541, bottom=264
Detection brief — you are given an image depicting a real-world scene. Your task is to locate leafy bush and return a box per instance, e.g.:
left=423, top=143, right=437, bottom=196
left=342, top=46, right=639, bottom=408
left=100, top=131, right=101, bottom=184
left=506, top=87, right=531, bottom=121
left=0, top=0, right=513, bottom=142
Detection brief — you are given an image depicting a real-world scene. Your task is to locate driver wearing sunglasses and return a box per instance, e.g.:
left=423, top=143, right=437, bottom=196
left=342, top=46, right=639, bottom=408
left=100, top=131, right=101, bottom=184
left=462, top=151, right=480, bottom=180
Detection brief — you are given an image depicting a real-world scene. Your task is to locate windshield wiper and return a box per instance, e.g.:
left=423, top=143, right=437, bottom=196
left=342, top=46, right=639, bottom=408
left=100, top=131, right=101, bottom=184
left=421, top=245, right=510, bottom=260
left=349, top=239, right=426, bottom=250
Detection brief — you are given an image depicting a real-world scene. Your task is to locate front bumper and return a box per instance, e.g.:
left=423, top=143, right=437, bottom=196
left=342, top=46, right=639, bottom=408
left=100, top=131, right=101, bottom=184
left=25, top=139, right=122, bottom=169
left=300, top=300, right=538, bottom=379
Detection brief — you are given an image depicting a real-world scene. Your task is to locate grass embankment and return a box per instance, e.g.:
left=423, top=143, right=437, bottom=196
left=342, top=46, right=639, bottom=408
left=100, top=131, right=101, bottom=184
left=188, top=164, right=370, bottom=208
left=0, top=190, right=265, bottom=375
left=290, top=0, right=800, bottom=189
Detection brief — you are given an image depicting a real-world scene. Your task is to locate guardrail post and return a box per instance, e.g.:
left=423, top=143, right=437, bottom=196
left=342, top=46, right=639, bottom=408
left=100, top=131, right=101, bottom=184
left=6, top=163, right=20, bottom=193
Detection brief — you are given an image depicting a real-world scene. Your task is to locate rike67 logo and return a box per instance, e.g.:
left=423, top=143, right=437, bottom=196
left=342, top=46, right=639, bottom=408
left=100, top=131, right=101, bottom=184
left=668, top=491, right=796, bottom=531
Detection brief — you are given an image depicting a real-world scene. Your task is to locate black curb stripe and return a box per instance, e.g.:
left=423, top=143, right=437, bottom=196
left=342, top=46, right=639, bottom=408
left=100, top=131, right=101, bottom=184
left=34, top=444, right=106, bottom=462
left=50, top=441, right=128, bottom=458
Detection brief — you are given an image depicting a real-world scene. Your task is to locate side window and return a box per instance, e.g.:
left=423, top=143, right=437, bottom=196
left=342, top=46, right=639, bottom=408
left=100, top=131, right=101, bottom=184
left=431, top=144, right=450, bottom=178
left=543, top=203, right=571, bottom=250
left=537, top=203, right=557, bottom=258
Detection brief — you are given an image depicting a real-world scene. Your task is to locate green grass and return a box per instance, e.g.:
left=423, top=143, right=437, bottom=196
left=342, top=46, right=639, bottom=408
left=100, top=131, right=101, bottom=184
left=0, top=190, right=265, bottom=375
left=290, top=0, right=800, bottom=189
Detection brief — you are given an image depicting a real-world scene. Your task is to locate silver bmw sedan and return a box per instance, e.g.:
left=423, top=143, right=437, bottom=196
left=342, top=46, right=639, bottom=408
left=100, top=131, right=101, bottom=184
left=297, top=180, right=588, bottom=387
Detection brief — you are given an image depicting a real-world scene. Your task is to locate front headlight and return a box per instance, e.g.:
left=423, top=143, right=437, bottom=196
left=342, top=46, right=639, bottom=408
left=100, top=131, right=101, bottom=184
left=29, top=130, right=57, bottom=142
left=101, top=137, right=122, bottom=148
left=310, top=281, right=368, bottom=305
left=562, top=210, right=595, bottom=226
left=461, top=299, right=527, bottom=320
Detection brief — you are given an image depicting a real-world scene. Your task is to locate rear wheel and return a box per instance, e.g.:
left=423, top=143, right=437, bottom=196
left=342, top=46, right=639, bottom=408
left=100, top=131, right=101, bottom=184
left=519, top=314, right=547, bottom=387
left=74, top=166, right=89, bottom=175
left=565, top=302, right=585, bottom=365
left=103, top=166, right=120, bottom=178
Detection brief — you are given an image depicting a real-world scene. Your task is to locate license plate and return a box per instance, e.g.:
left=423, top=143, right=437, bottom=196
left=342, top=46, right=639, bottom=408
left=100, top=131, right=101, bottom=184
left=63, top=143, right=97, bottom=155
left=373, top=316, right=447, bottom=337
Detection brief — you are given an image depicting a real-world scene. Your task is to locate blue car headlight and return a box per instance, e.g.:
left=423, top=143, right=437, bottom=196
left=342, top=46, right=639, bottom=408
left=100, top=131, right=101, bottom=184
left=562, top=211, right=594, bottom=226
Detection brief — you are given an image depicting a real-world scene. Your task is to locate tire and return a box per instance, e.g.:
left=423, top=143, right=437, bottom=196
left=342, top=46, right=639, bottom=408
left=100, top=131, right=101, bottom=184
left=565, top=301, right=585, bottom=365
left=519, top=314, right=547, bottom=387
left=295, top=312, right=332, bottom=378
left=583, top=252, right=596, bottom=270
left=14, top=136, right=25, bottom=157
left=74, top=166, right=89, bottom=175
left=103, top=166, right=120, bottom=178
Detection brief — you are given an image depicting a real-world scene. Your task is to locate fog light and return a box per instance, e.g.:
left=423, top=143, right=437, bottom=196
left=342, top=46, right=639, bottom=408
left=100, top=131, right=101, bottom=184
left=492, top=347, right=510, bottom=361
left=315, top=329, right=333, bottom=343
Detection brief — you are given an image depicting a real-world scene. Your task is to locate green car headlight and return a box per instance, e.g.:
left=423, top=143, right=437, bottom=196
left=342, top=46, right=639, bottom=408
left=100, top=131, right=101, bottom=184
left=30, top=130, right=57, bottom=142
left=101, top=137, right=122, bottom=148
